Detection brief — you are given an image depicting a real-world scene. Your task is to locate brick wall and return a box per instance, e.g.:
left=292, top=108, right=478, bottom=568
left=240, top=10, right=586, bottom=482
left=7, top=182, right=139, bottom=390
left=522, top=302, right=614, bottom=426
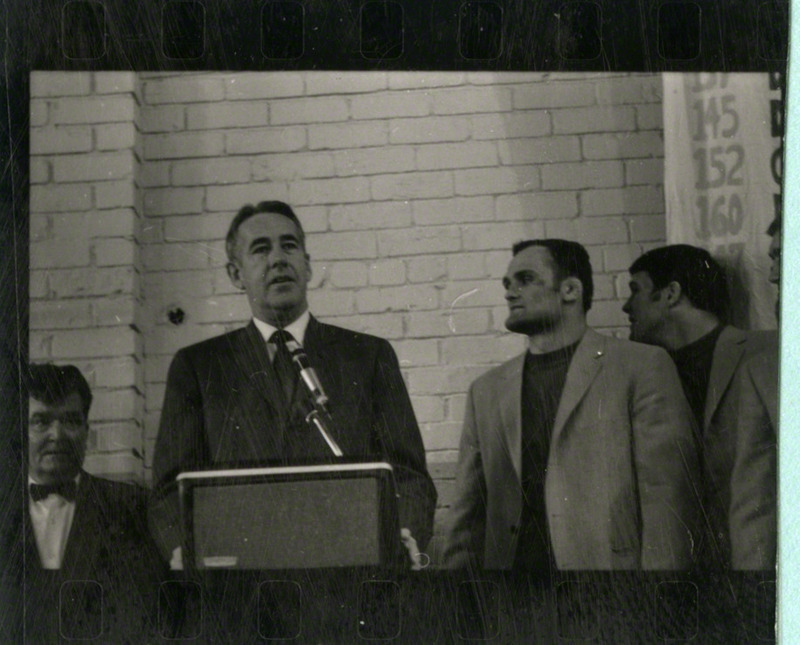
left=30, top=71, right=667, bottom=544
left=29, top=71, right=145, bottom=482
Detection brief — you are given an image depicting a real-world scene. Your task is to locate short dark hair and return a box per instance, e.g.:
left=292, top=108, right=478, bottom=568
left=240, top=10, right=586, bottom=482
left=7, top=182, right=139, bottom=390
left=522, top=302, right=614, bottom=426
left=512, top=239, right=594, bottom=311
left=629, top=244, right=729, bottom=318
left=225, top=201, right=306, bottom=262
left=26, top=363, right=92, bottom=418
left=766, top=215, right=781, bottom=238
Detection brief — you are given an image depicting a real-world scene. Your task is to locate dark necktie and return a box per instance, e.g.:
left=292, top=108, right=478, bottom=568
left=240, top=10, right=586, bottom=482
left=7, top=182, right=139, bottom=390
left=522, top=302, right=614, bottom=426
left=270, top=330, right=298, bottom=407
left=30, top=481, right=77, bottom=502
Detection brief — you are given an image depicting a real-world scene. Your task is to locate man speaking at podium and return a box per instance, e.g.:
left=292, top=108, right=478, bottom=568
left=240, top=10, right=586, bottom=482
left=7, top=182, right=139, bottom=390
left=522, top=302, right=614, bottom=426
left=149, top=201, right=436, bottom=568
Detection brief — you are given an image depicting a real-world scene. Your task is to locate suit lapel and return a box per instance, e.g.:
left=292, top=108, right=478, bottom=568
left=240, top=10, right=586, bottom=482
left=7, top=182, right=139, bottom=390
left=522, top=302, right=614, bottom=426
left=303, top=317, right=347, bottom=428
left=498, top=355, right=525, bottom=483
left=704, top=326, right=746, bottom=430
left=303, top=316, right=328, bottom=367
left=303, top=316, right=335, bottom=358
left=61, top=473, right=103, bottom=578
left=23, top=498, right=43, bottom=571
left=302, top=316, right=340, bottom=400
left=551, top=330, right=604, bottom=448
left=238, top=322, right=287, bottom=417
left=753, top=344, right=780, bottom=432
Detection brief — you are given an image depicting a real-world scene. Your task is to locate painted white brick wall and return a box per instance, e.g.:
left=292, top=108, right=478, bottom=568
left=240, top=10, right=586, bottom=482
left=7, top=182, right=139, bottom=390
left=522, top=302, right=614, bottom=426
left=29, top=72, right=145, bottom=483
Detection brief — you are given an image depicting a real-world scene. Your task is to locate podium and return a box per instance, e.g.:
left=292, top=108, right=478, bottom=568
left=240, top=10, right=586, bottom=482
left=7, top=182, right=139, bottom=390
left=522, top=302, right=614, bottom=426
left=177, top=462, right=402, bottom=570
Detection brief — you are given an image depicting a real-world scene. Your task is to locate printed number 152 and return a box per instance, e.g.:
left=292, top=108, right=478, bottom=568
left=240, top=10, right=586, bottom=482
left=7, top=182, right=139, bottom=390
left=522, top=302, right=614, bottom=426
left=693, top=145, right=744, bottom=190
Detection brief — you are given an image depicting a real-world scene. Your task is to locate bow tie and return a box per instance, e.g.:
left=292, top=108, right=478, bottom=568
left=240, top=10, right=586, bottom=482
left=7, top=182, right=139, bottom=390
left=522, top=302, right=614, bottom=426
left=30, top=481, right=77, bottom=502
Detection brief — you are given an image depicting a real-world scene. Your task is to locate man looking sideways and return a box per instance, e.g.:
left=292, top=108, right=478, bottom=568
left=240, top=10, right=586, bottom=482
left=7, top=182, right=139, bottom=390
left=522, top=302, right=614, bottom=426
left=623, top=244, right=774, bottom=568
left=444, top=239, right=700, bottom=571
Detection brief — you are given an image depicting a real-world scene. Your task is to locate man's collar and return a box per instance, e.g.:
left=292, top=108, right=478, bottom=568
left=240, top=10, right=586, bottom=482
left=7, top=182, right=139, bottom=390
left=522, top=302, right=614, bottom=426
left=526, top=322, right=587, bottom=354
left=252, top=309, right=310, bottom=344
left=28, top=472, right=82, bottom=501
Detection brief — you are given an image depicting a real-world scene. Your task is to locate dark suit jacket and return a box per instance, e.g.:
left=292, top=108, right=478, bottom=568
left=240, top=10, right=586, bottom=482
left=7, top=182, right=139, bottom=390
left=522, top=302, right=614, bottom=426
left=22, top=472, right=165, bottom=640
left=443, top=329, right=702, bottom=570
left=700, top=326, right=776, bottom=568
left=729, top=342, right=778, bottom=570
left=150, top=316, right=436, bottom=559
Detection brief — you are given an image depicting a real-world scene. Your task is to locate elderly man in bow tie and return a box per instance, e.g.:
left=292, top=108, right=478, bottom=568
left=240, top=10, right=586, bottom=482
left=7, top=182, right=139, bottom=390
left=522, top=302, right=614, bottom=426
left=26, top=363, right=164, bottom=580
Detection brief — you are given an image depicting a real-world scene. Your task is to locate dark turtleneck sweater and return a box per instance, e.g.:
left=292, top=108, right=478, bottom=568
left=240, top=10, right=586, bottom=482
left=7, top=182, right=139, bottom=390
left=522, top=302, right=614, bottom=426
left=513, top=339, right=581, bottom=572
left=668, top=324, right=724, bottom=433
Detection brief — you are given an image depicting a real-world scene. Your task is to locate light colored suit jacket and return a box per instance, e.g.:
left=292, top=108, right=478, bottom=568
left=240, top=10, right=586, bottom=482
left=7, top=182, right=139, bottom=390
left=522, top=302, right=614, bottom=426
left=701, top=326, right=776, bottom=566
left=729, top=342, right=778, bottom=570
left=443, top=329, right=702, bottom=570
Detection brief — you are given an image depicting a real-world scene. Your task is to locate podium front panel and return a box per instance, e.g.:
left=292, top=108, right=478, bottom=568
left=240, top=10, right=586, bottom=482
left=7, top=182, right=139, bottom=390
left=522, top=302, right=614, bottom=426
left=178, top=463, right=399, bottom=570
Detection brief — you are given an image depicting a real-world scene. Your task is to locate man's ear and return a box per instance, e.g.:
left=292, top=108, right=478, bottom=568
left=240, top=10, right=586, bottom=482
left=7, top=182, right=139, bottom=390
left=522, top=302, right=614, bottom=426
left=226, top=261, right=244, bottom=290
left=304, top=252, right=312, bottom=279
left=560, top=277, right=582, bottom=304
left=664, top=281, right=683, bottom=306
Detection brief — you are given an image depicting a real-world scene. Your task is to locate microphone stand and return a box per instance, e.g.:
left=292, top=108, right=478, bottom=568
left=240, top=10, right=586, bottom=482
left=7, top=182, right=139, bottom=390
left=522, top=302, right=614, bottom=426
left=305, top=407, right=344, bottom=457
left=278, top=329, right=343, bottom=458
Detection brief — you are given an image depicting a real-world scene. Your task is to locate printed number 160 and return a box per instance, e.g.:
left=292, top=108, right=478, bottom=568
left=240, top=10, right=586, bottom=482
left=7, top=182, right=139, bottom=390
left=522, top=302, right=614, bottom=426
left=695, top=194, right=744, bottom=239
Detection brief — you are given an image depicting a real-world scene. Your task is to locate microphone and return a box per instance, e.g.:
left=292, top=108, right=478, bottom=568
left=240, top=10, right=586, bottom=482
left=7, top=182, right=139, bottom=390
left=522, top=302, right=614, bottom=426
left=284, top=338, right=330, bottom=412
left=282, top=337, right=343, bottom=457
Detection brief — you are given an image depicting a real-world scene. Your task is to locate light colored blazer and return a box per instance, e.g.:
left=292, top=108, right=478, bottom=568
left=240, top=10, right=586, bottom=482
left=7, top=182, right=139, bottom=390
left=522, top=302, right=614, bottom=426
left=701, top=326, right=776, bottom=566
left=443, top=328, right=702, bottom=570
left=729, top=342, right=779, bottom=570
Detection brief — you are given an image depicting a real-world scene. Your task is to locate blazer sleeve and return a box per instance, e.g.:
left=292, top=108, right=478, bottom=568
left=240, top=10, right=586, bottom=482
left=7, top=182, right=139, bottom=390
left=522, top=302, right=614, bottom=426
left=371, top=339, right=437, bottom=550
left=729, top=356, right=777, bottom=570
left=442, top=383, right=486, bottom=570
left=148, top=348, right=210, bottom=560
left=630, top=348, right=702, bottom=570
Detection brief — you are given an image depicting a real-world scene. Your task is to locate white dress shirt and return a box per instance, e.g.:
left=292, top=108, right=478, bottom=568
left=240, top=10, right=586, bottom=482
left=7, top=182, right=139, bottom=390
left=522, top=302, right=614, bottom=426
left=29, top=475, right=80, bottom=569
left=252, top=309, right=310, bottom=360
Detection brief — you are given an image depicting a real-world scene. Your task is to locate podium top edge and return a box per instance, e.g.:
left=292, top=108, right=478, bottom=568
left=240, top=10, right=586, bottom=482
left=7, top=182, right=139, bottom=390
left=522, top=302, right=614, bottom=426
left=176, top=462, right=394, bottom=481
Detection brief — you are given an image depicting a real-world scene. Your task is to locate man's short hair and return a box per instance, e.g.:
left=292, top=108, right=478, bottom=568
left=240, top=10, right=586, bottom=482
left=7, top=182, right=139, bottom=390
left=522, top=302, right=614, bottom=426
left=27, top=363, right=92, bottom=418
left=512, top=239, right=594, bottom=311
left=629, top=244, right=729, bottom=318
left=225, top=200, right=306, bottom=262
left=767, top=215, right=781, bottom=238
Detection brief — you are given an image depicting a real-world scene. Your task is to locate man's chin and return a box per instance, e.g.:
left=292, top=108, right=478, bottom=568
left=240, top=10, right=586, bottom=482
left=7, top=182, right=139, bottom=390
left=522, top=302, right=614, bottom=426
left=266, top=291, right=300, bottom=308
left=628, top=327, right=657, bottom=345
left=263, top=299, right=305, bottom=325
left=628, top=329, right=645, bottom=343
left=505, top=316, right=553, bottom=336
left=38, top=456, right=80, bottom=477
